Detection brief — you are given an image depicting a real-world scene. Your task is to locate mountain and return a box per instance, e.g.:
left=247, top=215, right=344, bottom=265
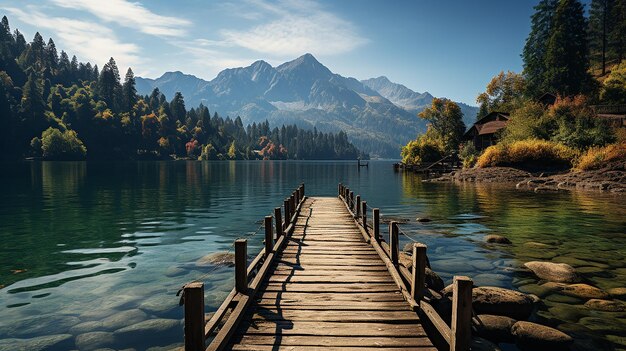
left=136, top=54, right=478, bottom=158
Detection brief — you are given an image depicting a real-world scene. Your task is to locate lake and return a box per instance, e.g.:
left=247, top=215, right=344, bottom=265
left=0, top=161, right=624, bottom=350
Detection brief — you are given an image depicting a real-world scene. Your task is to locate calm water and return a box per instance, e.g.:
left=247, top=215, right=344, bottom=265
left=0, top=161, right=624, bottom=350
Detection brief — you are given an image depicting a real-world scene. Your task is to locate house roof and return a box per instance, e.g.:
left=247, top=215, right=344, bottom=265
left=464, top=112, right=510, bottom=138
left=475, top=111, right=510, bottom=125
left=477, top=120, right=508, bottom=135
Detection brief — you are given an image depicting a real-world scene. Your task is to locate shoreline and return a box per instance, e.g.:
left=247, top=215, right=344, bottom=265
left=426, top=161, right=626, bottom=194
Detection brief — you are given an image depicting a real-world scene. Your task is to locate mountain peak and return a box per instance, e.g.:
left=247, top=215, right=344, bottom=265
left=277, top=53, right=330, bottom=75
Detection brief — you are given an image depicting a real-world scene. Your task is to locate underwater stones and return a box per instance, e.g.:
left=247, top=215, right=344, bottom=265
left=472, top=273, right=510, bottom=288
left=547, top=303, right=589, bottom=323
left=584, top=299, right=626, bottom=312
left=139, top=293, right=176, bottom=315
left=484, top=234, right=512, bottom=245
left=511, top=321, right=573, bottom=351
left=473, top=314, right=516, bottom=342
left=416, top=217, right=431, bottom=223
left=196, top=252, right=235, bottom=267
left=75, top=332, right=116, bottom=351
left=113, top=318, right=181, bottom=341
left=102, top=309, right=148, bottom=331
left=607, top=287, right=626, bottom=300
left=69, top=321, right=105, bottom=335
left=517, top=283, right=553, bottom=298
left=542, top=282, right=609, bottom=300
left=471, top=286, right=537, bottom=320
left=579, top=316, right=626, bottom=334
left=164, top=266, right=187, bottom=277
left=0, top=334, right=74, bottom=351
left=425, top=267, right=445, bottom=291
left=524, top=261, right=581, bottom=283
left=4, top=315, right=80, bottom=337
left=470, top=337, right=501, bottom=351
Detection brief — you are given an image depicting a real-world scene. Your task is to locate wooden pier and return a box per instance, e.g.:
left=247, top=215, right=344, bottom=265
left=181, top=184, right=473, bottom=351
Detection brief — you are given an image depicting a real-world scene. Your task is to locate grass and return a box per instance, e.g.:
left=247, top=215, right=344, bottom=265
left=576, top=142, right=626, bottom=171
left=476, top=139, right=577, bottom=171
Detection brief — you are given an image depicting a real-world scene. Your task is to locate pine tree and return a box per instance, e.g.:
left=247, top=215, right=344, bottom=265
left=122, top=68, right=137, bottom=112
left=97, top=57, right=122, bottom=111
left=544, top=0, right=593, bottom=96
left=610, top=0, right=626, bottom=62
left=522, top=0, right=559, bottom=97
left=19, top=72, right=47, bottom=138
left=589, top=0, right=615, bottom=75
left=170, top=92, right=186, bottom=123
left=46, top=38, right=58, bottom=72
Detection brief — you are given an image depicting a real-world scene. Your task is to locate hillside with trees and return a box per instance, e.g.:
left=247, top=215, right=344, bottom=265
left=0, top=17, right=365, bottom=161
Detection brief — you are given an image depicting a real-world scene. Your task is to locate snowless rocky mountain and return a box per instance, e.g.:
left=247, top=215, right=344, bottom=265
left=136, top=53, right=477, bottom=158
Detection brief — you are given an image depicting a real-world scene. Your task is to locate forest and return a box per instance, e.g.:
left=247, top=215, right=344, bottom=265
left=0, top=17, right=366, bottom=161
left=402, top=0, right=626, bottom=169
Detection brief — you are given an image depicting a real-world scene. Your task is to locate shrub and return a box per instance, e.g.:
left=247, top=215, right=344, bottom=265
left=40, top=127, right=87, bottom=160
left=400, top=133, right=443, bottom=165
left=459, top=142, right=479, bottom=168
left=601, top=60, right=626, bottom=104
left=476, top=139, right=577, bottom=171
left=576, top=142, right=626, bottom=171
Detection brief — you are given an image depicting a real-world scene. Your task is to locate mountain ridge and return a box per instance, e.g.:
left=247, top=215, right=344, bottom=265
left=136, top=54, right=478, bottom=158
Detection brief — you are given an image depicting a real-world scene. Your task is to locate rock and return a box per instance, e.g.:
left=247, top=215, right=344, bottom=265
left=69, top=321, right=105, bottom=335
left=425, top=268, right=444, bottom=291
left=524, top=261, right=580, bottom=283
left=146, top=344, right=184, bottom=351
left=75, top=332, right=116, bottom=351
left=114, top=318, right=180, bottom=340
left=473, top=314, right=516, bottom=342
left=542, top=282, right=609, bottom=300
left=416, top=217, right=431, bottom=223
left=484, top=235, right=512, bottom=244
left=511, top=321, right=573, bottom=351
left=403, top=243, right=413, bottom=253
left=0, top=334, right=74, bottom=351
left=102, top=309, right=148, bottom=330
left=473, top=273, right=510, bottom=287
left=2, top=315, right=80, bottom=337
left=470, top=286, right=538, bottom=320
left=584, top=299, right=626, bottom=312
left=547, top=303, right=589, bottom=322
left=196, top=252, right=235, bottom=267
left=523, top=242, right=553, bottom=249
left=470, top=337, right=501, bottom=351
left=579, top=316, right=626, bottom=334
left=164, top=266, right=187, bottom=277
left=607, top=287, right=626, bottom=300
left=139, top=294, right=176, bottom=315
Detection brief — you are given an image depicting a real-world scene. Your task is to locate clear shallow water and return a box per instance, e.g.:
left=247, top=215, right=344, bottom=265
left=0, top=161, right=624, bottom=350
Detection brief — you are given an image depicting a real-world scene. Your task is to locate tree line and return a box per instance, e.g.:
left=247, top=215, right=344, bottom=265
left=0, top=16, right=366, bottom=161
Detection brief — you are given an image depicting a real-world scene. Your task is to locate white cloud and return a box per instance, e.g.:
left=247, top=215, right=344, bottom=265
left=50, top=0, right=190, bottom=37
left=218, top=0, right=368, bottom=57
left=3, top=7, right=141, bottom=72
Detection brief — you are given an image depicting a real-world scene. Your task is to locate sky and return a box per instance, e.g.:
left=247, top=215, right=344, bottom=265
left=0, top=0, right=577, bottom=105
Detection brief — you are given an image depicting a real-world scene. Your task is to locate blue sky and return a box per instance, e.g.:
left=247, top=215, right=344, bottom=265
left=0, top=1, right=575, bottom=105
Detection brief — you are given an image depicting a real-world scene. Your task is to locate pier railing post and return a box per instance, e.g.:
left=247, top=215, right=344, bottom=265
left=274, top=207, right=283, bottom=238
left=235, top=239, right=248, bottom=294
left=338, top=183, right=342, bottom=196
left=450, top=276, right=473, bottom=351
left=183, top=282, right=205, bottom=351
left=373, top=208, right=380, bottom=242
left=300, top=183, right=305, bottom=198
left=411, top=243, right=427, bottom=305
left=355, top=195, right=361, bottom=218
left=264, top=216, right=273, bottom=257
left=283, top=198, right=291, bottom=229
left=349, top=191, right=354, bottom=212
left=390, top=221, right=399, bottom=265
left=361, top=201, right=367, bottom=230
left=289, top=195, right=295, bottom=220
left=344, top=188, right=349, bottom=204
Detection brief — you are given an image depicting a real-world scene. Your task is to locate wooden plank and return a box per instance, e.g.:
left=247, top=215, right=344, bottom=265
left=266, top=275, right=395, bottom=283
left=230, top=346, right=437, bottom=351
left=254, top=301, right=410, bottom=310
left=257, top=291, right=405, bottom=302
left=248, top=309, right=419, bottom=322
left=236, top=321, right=428, bottom=337
left=232, top=335, right=433, bottom=347
left=263, top=283, right=401, bottom=293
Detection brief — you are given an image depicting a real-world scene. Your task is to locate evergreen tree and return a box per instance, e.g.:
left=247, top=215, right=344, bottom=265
left=13, top=29, right=26, bottom=57
left=610, top=0, right=626, bottom=62
left=46, top=38, right=58, bottom=72
left=122, top=68, right=137, bottom=112
left=97, top=57, right=122, bottom=111
left=544, top=0, right=593, bottom=96
left=170, top=92, right=186, bottom=123
left=522, top=0, right=559, bottom=97
left=589, top=0, right=615, bottom=75
left=19, top=72, right=47, bottom=139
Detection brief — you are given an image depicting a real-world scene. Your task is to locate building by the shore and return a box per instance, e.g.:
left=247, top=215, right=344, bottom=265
left=463, top=111, right=510, bottom=151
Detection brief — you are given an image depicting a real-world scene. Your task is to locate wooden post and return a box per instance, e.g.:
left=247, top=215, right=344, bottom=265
left=235, top=239, right=247, bottom=294
left=183, top=282, right=205, bottom=351
left=373, top=208, right=380, bottom=241
left=450, top=276, right=473, bottom=351
left=355, top=195, right=361, bottom=218
left=294, top=190, right=299, bottom=205
left=344, top=187, right=349, bottom=204
left=264, top=216, right=273, bottom=257
left=301, top=183, right=305, bottom=198
left=411, top=243, right=427, bottom=304
left=361, top=201, right=367, bottom=230
left=289, top=195, right=295, bottom=219
left=338, top=183, right=342, bottom=196
left=284, top=199, right=291, bottom=229
left=390, top=221, right=398, bottom=265
left=349, top=191, right=354, bottom=211
left=274, top=207, right=283, bottom=238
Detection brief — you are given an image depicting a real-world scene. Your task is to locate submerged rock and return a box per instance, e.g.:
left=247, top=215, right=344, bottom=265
left=102, top=309, right=148, bottom=331
left=444, top=285, right=537, bottom=320
left=584, top=298, right=626, bottom=312
left=425, top=267, right=445, bottom=292
left=473, top=314, right=516, bottom=342
left=542, top=282, right=609, bottom=300
left=0, top=334, right=73, bottom=351
left=75, top=331, right=116, bottom=351
left=524, top=261, right=580, bottom=283
left=470, top=337, right=501, bottom=351
left=607, top=287, right=626, bottom=300
left=196, top=252, right=235, bottom=267
left=114, top=318, right=181, bottom=340
left=511, top=321, right=573, bottom=351
left=484, top=235, right=512, bottom=245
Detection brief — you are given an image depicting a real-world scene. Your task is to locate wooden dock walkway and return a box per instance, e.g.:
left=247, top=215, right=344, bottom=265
left=181, top=184, right=473, bottom=351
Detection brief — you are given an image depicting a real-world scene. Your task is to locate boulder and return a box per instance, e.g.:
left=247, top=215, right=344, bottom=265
left=607, top=287, right=626, bottom=300
left=471, top=286, right=538, bottom=320
left=114, top=318, right=180, bottom=340
left=584, top=299, right=626, bottom=312
left=425, top=267, right=444, bottom=291
left=101, top=309, right=148, bottom=330
left=542, top=282, right=609, bottom=300
left=511, top=321, right=573, bottom=351
left=416, top=217, right=431, bottom=223
left=473, top=314, right=516, bottom=342
left=196, top=252, right=235, bottom=267
left=484, top=235, right=512, bottom=245
left=523, top=261, right=580, bottom=283
left=0, top=334, right=73, bottom=351
left=75, top=331, right=116, bottom=351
